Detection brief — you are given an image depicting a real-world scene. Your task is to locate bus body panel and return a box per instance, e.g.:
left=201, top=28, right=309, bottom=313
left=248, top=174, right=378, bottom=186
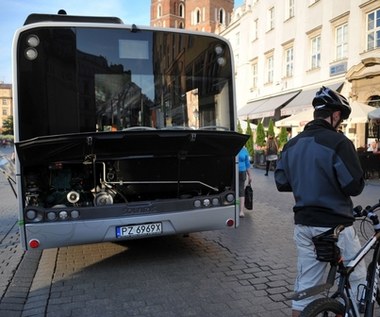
left=23, top=205, right=237, bottom=249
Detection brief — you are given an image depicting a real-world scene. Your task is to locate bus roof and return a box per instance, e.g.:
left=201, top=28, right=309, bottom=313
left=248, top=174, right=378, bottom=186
left=24, top=11, right=123, bottom=25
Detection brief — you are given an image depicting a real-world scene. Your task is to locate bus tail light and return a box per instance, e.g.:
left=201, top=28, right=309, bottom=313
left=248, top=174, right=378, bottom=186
left=226, top=219, right=234, bottom=227
left=29, top=239, right=40, bottom=249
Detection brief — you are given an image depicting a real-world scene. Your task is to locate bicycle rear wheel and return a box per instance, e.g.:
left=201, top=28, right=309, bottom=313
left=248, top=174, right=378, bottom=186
left=300, top=298, right=345, bottom=317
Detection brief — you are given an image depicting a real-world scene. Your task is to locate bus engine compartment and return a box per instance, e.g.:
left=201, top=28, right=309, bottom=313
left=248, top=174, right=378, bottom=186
left=16, top=130, right=248, bottom=222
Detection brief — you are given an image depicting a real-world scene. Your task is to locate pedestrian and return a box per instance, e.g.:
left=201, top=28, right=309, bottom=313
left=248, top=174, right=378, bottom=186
left=238, top=146, right=251, bottom=218
left=274, top=86, right=366, bottom=317
left=264, top=134, right=278, bottom=176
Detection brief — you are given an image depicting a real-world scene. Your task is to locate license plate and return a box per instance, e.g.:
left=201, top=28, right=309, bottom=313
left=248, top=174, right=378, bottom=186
left=116, top=222, right=162, bottom=238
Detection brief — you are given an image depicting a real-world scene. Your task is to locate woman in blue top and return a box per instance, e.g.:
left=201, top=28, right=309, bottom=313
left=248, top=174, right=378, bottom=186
left=238, top=146, right=251, bottom=217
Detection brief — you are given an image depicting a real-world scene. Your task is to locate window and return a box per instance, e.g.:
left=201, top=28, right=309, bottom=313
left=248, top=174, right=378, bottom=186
left=157, top=4, right=162, bottom=18
left=268, top=7, right=275, bottom=31
left=253, top=19, right=258, bottom=40
left=336, top=23, right=348, bottom=60
left=311, top=35, right=321, bottom=69
left=285, top=0, right=295, bottom=20
left=252, top=63, right=258, bottom=89
left=179, top=3, right=185, bottom=18
left=367, top=9, right=380, bottom=50
left=219, top=8, right=226, bottom=24
left=285, top=47, right=294, bottom=77
left=196, top=9, right=201, bottom=24
left=2, top=99, right=7, bottom=105
left=2, top=108, right=7, bottom=116
left=235, top=32, right=240, bottom=47
left=265, top=55, right=274, bottom=83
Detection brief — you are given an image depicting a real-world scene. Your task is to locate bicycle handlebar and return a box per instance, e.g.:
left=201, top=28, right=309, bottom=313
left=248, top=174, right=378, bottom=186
left=354, top=201, right=380, bottom=232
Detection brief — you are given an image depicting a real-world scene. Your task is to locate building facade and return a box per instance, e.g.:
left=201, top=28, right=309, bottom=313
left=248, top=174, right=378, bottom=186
left=220, top=0, right=380, bottom=149
left=150, top=0, right=234, bottom=33
left=0, top=83, right=12, bottom=134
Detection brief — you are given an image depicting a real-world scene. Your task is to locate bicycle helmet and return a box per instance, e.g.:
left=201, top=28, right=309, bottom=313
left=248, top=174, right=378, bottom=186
left=312, top=86, right=351, bottom=120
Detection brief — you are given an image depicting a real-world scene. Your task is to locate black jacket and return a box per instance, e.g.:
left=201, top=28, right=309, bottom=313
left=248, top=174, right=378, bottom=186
left=274, top=119, right=365, bottom=227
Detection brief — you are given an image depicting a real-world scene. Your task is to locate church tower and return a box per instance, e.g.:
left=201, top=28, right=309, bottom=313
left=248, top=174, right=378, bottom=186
left=150, top=0, right=234, bottom=33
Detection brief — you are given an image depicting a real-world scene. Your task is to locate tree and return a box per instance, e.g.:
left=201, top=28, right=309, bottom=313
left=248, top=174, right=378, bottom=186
left=245, top=122, right=254, bottom=156
left=278, top=127, right=288, bottom=150
left=2, top=116, right=13, bottom=135
left=237, top=120, right=243, bottom=134
left=255, top=121, right=266, bottom=148
left=267, top=118, right=275, bottom=137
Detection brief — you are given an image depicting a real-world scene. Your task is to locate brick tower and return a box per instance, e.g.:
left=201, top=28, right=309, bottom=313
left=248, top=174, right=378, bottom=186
left=150, top=0, right=234, bottom=33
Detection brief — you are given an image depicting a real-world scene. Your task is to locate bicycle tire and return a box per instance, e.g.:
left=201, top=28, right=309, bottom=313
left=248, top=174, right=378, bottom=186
left=300, top=298, right=345, bottom=316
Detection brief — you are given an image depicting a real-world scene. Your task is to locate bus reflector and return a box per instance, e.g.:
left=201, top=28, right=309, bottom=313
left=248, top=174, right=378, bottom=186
left=29, top=239, right=40, bottom=248
left=226, top=219, right=234, bottom=227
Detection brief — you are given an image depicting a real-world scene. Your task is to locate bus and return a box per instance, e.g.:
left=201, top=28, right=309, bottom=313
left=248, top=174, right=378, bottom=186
left=12, top=11, right=248, bottom=250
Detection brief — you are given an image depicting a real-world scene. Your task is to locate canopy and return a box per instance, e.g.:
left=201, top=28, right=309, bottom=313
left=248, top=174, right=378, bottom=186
left=275, top=108, right=314, bottom=127
left=238, top=90, right=300, bottom=119
left=368, top=107, right=380, bottom=119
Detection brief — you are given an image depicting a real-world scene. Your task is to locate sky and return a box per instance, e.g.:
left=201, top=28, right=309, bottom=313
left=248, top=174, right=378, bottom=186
left=0, top=0, right=244, bottom=84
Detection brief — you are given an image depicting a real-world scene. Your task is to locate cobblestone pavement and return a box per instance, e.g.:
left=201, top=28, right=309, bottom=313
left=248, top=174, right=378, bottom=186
left=0, top=148, right=379, bottom=316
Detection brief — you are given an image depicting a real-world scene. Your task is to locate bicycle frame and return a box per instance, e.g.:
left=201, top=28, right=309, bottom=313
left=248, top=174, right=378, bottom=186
left=292, top=202, right=380, bottom=316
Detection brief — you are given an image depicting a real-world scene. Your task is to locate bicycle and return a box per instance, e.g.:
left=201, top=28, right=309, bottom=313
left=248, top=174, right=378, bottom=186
left=291, top=200, right=380, bottom=317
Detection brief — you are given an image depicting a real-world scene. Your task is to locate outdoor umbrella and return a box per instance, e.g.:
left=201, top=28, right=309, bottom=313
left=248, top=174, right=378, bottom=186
left=368, top=107, right=380, bottom=119
left=344, top=101, right=376, bottom=123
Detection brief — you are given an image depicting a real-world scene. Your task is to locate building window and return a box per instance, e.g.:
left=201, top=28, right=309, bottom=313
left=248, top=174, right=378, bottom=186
left=2, top=99, right=7, bottom=105
left=253, top=19, right=258, bottom=40
left=179, top=3, right=185, bottom=18
left=157, top=4, right=162, bottom=18
left=285, top=47, right=294, bottom=77
left=219, top=8, right=226, bottom=24
left=252, top=63, right=258, bottom=89
left=2, top=108, right=7, bottom=116
left=336, top=23, right=348, bottom=60
left=265, top=55, right=274, bottom=83
left=311, top=35, right=321, bottom=69
left=196, top=9, right=201, bottom=24
left=367, top=9, right=380, bottom=51
left=285, top=0, right=294, bottom=20
left=267, top=7, right=275, bottom=31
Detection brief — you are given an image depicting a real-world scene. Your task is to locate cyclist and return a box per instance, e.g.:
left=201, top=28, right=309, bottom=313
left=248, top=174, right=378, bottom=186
left=274, top=86, right=366, bottom=317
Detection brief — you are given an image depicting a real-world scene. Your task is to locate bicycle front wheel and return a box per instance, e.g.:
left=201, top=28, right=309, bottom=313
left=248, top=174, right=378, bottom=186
left=300, top=298, right=345, bottom=317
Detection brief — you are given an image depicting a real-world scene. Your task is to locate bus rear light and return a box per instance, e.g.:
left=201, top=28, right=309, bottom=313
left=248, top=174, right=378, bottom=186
left=211, top=198, right=220, bottom=206
left=70, top=210, right=80, bottom=219
left=226, top=219, right=234, bottom=227
left=203, top=199, right=211, bottom=207
left=29, top=239, right=40, bottom=249
left=25, top=48, right=38, bottom=60
left=58, top=211, right=69, bottom=220
left=46, top=211, right=57, bottom=221
left=26, top=34, right=40, bottom=47
left=225, top=193, right=235, bottom=203
left=25, top=209, right=43, bottom=222
left=194, top=200, right=201, bottom=208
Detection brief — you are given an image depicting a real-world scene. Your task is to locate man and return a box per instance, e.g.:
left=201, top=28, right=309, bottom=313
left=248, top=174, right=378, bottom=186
left=274, top=86, right=366, bottom=317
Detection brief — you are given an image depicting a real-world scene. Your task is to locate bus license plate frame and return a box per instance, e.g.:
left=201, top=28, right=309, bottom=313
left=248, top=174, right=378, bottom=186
left=116, top=222, right=162, bottom=238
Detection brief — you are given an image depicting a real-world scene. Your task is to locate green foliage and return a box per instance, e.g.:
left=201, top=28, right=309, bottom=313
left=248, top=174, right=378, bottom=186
left=267, top=118, right=275, bottom=137
left=237, top=120, right=243, bottom=134
left=2, top=116, right=13, bottom=135
left=255, top=122, right=266, bottom=147
left=278, top=127, right=288, bottom=149
left=245, top=122, right=254, bottom=156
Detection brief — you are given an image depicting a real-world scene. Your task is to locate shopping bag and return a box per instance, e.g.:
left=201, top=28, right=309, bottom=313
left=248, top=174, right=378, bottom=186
left=244, top=182, right=253, bottom=210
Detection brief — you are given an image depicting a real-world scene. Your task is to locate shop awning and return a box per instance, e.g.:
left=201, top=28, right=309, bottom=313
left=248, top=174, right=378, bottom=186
left=280, top=82, right=343, bottom=116
left=238, top=90, right=300, bottom=120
